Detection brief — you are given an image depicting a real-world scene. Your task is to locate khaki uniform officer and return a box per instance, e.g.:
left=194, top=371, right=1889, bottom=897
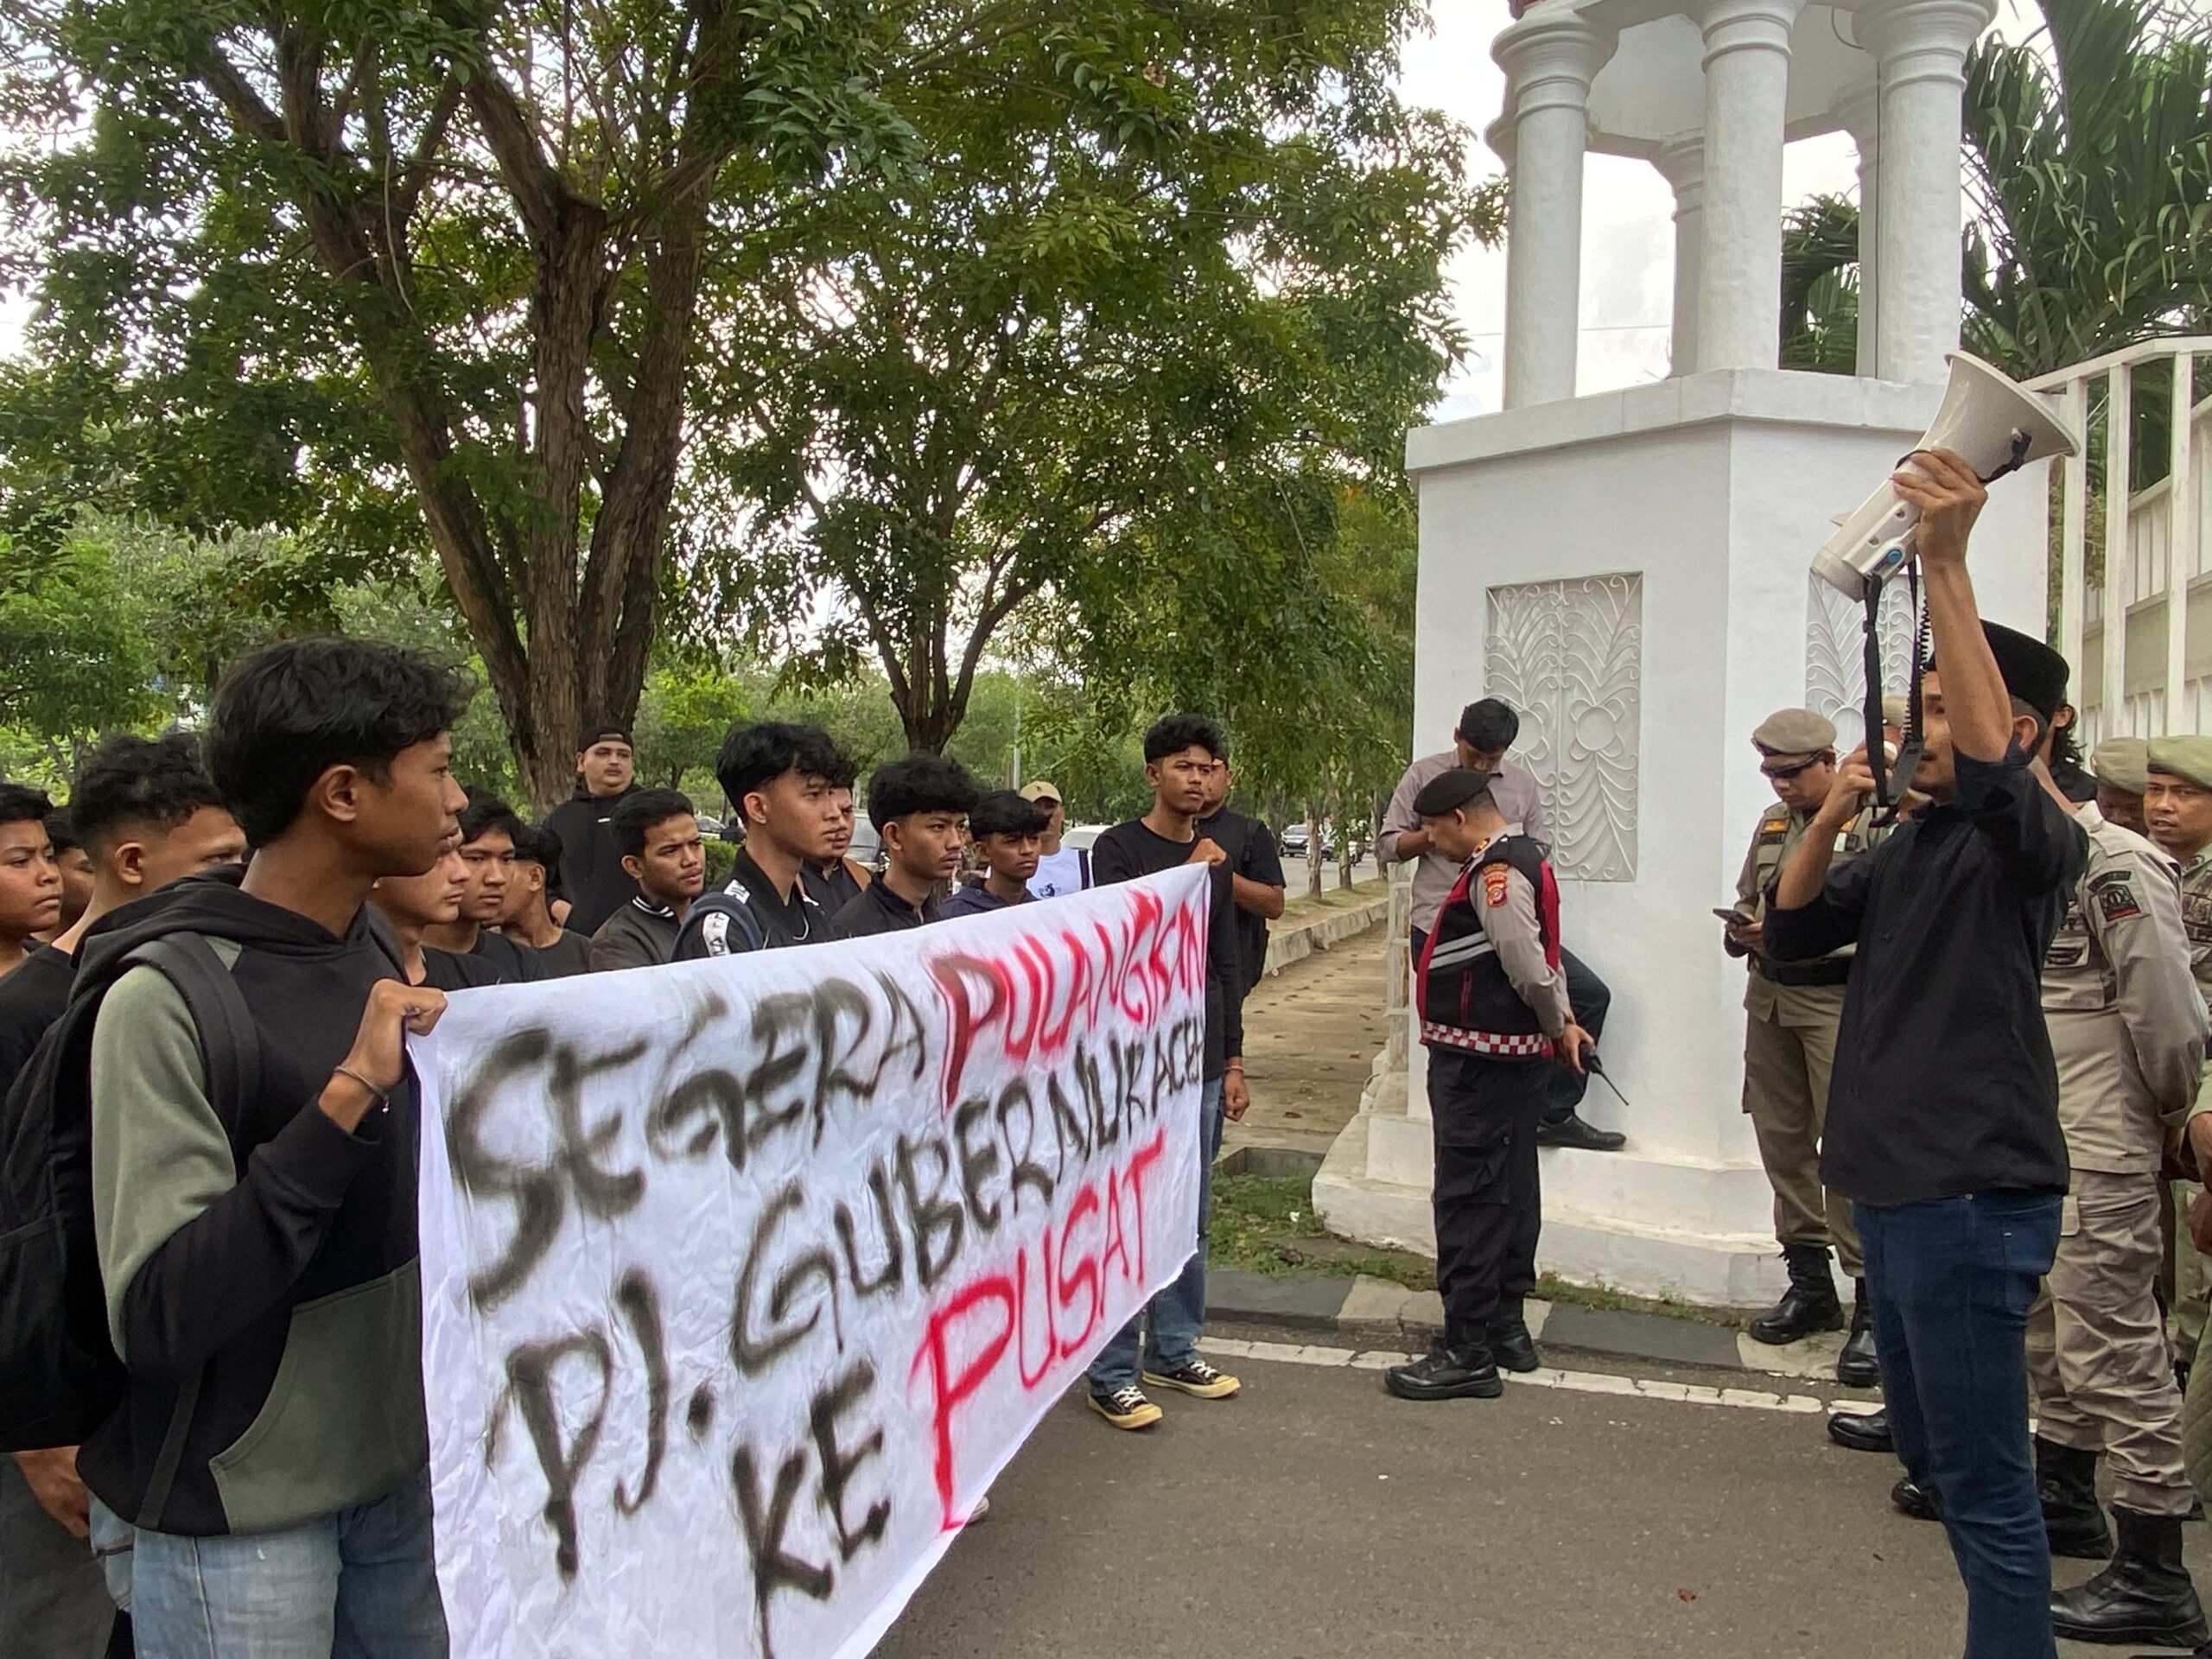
left=2147, top=738, right=2212, bottom=1378
left=1726, top=709, right=1885, bottom=1386
left=2027, top=796, right=2205, bottom=1616
left=2093, top=736, right=2150, bottom=837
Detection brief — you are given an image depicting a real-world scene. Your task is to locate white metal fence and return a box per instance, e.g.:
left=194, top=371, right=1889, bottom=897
left=2036, top=337, right=2212, bottom=741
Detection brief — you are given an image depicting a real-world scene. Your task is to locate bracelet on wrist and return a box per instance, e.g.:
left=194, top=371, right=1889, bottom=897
left=330, top=1064, right=391, bottom=1111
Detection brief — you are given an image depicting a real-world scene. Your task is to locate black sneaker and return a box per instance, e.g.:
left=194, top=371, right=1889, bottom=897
left=1087, top=1386, right=1163, bottom=1431
left=1536, top=1112, right=1626, bottom=1152
left=1141, top=1360, right=1241, bottom=1400
left=1383, top=1337, right=1503, bottom=1401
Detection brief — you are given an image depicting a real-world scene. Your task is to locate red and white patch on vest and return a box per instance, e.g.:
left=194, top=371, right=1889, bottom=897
left=1482, top=866, right=1511, bottom=907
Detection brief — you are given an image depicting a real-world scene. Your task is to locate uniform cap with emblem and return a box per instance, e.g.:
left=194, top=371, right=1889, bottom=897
left=1751, top=708, right=1836, bottom=759
left=2148, top=736, right=2212, bottom=791
left=2092, top=736, right=2150, bottom=795
left=1412, top=766, right=1497, bottom=817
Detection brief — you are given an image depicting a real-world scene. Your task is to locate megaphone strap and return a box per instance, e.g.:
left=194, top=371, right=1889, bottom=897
left=1861, top=565, right=1929, bottom=824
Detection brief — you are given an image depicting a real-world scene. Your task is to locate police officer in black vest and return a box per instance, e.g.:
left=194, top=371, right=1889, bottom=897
left=1385, top=767, right=1596, bottom=1402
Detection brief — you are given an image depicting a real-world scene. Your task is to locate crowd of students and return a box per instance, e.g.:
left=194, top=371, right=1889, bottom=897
left=0, top=638, right=1287, bottom=1658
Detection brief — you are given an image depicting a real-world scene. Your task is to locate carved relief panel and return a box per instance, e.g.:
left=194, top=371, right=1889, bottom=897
left=1484, top=574, right=1643, bottom=880
left=1805, top=574, right=1917, bottom=750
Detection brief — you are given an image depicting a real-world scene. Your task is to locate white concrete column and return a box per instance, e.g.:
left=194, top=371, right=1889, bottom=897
left=1694, top=0, right=1806, bottom=372
left=1494, top=10, right=1616, bottom=408
left=1833, top=78, right=1881, bottom=379
left=1855, top=0, right=1995, bottom=383
left=1652, top=139, right=1707, bottom=378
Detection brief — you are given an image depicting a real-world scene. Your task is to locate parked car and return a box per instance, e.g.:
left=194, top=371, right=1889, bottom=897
left=1064, top=823, right=1109, bottom=852
left=1280, top=822, right=1312, bottom=859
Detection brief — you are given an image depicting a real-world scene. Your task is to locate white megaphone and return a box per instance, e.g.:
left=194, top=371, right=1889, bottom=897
left=1811, top=352, right=2083, bottom=601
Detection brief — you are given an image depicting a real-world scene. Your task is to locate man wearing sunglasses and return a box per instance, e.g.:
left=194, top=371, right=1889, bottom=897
left=1725, top=709, right=1887, bottom=1386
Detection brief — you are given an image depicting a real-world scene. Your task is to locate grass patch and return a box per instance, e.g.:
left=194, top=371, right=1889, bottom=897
left=1209, top=1170, right=1750, bottom=1327
left=1278, top=877, right=1389, bottom=923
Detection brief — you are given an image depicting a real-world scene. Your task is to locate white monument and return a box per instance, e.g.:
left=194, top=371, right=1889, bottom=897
left=1314, top=0, right=2054, bottom=1304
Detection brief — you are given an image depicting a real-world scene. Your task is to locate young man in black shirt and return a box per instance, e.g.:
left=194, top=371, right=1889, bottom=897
left=41, top=810, right=94, bottom=942
left=542, top=721, right=641, bottom=934
left=588, top=789, right=706, bottom=971
left=834, top=755, right=977, bottom=939
left=809, top=772, right=873, bottom=916
left=944, top=791, right=1046, bottom=918
left=1768, top=448, right=2086, bottom=1659
left=497, top=823, right=596, bottom=978
left=0, top=734, right=244, bottom=1659
left=676, top=723, right=848, bottom=957
left=423, top=795, right=542, bottom=982
left=1084, top=715, right=1249, bottom=1429
left=372, top=842, right=506, bottom=991
left=1194, top=753, right=1287, bottom=994
left=0, top=784, right=61, bottom=978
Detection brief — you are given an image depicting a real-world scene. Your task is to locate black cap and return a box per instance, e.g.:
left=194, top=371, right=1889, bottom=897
left=576, top=721, right=632, bottom=752
left=1931, top=622, right=2069, bottom=724
left=1412, top=767, right=1497, bottom=817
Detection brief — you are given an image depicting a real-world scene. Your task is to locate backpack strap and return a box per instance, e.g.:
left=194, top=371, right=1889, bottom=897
left=1077, top=848, right=1091, bottom=889
left=116, top=933, right=260, bottom=1528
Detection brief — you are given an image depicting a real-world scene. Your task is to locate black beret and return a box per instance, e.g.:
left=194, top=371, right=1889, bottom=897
left=1412, top=767, right=1497, bottom=818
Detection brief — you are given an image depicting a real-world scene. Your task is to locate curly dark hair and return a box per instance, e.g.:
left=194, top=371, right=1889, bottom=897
left=715, top=721, right=853, bottom=810
left=0, top=783, right=55, bottom=830
left=458, top=791, right=525, bottom=849
left=204, top=638, right=473, bottom=846
left=65, top=733, right=226, bottom=856
left=612, top=788, right=696, bottom=859
left=865, top=753, right=981, bottom=830
left=969, top=789, right=1048, bottom=841
left=1141, top=714, right=1224, bottom=765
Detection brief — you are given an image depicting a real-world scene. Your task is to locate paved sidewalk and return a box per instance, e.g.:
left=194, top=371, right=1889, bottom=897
left=1207, top=1268, right=1874, bottom=1391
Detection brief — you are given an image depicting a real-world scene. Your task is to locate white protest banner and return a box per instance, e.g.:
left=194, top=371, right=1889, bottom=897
left=412, top=863, right=1210, bottom=1659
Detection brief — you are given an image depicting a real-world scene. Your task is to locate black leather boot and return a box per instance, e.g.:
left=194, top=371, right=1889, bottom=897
left=1891, top=1475, right=1941, bottom=1521
left=1383, top=1334, right=1503, bottom=1401
left=2038, top=1437, right=2114, bottom=1560
left=1827, top=1406, right=1892, bottom=1453
left=2051, top=1505, right=2209, bottom=1647
left=1488, top=1300, right=1541, bottom=1374
left=1749, top=1244, right=1844, bottom=1344
left=1835, top=1278, right=1879, bottom=1388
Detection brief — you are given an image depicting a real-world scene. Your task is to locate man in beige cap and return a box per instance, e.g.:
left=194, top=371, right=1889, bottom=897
left=1726, top=708, right=1885, bottom=1383
left=2094, top=736, right=2151, bottom=835
left=1020, top=779, right=1090, bottom=899
left=2150, top=737, right=2212, bottom=1385
left=2024, top=716, right=2209, bottom=1646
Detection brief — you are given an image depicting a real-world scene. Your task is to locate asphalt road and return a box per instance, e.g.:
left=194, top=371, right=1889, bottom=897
left=874, top=1335, right=2212, bottom=1659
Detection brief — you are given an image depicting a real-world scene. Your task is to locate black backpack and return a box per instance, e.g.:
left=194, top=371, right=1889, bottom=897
left=0, top=933, right=258, bottom=1459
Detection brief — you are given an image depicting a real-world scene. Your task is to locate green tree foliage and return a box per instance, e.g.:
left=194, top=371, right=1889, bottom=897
left=1781, top=0, right=2212, bottom=379
left=0, top=0, right=1008, bottom=808
left=0, top=531, right=160, bottom=772
left=695, top=0, right=1492, bottom=753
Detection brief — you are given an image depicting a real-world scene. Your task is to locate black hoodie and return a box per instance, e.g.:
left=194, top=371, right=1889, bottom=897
left=543, top=780, right=640, bottom=935
left=73, top=870, right=426, bottom=1536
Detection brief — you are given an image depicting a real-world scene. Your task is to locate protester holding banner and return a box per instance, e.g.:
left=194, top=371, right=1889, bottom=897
left=1084, top=714, right=1249, bottom=1430
left=835, top=754, right=979, bottom=938
left=588, top=788, right=707, bottom=971
left=677, top=721, right=849, bottom=957
left=943, top=790, right=1046, bottom=918
left=72, top=637, right=462, bottom=1656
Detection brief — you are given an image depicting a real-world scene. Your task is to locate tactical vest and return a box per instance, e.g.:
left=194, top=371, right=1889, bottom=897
left=1417, top=836, right=1560, bottom=1058
left=1747, top=804, right=1878, bottom=987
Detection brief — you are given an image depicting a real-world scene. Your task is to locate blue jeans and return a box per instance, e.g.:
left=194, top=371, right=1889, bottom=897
left=1089, top=1077, right=1225, bottom=1391
left=130, top=1471, right=446, bottom=1659
left=1858, top=1192, right=2062, bottom=1659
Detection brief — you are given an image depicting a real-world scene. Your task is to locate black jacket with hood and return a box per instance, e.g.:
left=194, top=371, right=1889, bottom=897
left=543, top=781, right=640, bottom=935
left=74, top=870, right=427, bottom=1536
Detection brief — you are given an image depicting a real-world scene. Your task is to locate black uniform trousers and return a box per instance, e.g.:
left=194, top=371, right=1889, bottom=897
left=1427, top=1046, right=1551, bottom=1338
left=1412, top=929, right=1609, bottom=1127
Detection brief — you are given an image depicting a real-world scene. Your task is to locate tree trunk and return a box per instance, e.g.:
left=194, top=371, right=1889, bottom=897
left=1304, top=801, right=1324, bottom=899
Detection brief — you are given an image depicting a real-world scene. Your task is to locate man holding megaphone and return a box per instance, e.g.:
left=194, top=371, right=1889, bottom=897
left=1766, top=448, right=2088, bottom=1659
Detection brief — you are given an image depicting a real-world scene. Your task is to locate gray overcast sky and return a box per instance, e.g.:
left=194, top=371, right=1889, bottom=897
left=1404, top=0, right=2040, bottom=423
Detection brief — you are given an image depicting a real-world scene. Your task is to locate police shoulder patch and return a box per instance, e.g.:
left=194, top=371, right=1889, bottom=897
left=2088, top=868, right=2142, bottom=922
left=1482, top=866, right=1511, bottom=907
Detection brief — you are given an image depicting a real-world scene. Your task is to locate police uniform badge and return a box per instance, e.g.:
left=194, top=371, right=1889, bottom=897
left=2088, top=868, right=2142, bottom=924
